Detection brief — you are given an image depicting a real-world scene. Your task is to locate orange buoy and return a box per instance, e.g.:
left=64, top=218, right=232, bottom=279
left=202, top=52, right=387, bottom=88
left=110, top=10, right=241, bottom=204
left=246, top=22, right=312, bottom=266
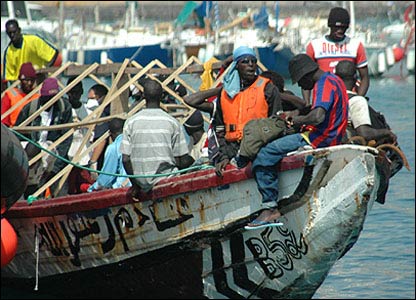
left=1, top=218, right=18, bottom=268
left=393, top=45, right=405, bottom=62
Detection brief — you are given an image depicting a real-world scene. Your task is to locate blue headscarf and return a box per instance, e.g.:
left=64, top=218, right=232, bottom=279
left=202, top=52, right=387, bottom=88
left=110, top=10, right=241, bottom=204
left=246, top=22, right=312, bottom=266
left=223, top=46, right=257, bottom=99
left=233, top=46, right=256, bottom=62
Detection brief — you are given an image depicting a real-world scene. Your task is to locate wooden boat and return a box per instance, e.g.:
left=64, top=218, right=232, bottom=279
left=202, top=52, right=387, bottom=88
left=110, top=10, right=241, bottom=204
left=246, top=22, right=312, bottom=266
left=1, top=143, right=400, bottom=299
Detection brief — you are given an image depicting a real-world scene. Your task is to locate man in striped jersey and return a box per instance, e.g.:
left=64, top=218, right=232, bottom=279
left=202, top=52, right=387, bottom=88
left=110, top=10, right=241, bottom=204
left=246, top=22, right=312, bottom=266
left=121, top=78, right=194, bottom=197
left=246, top=53, right=348, bottom=229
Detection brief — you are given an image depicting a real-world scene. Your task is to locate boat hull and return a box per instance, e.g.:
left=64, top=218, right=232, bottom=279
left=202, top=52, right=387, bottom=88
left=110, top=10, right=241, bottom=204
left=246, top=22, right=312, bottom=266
left=1, top=145, right=389, bottom=299
left=66, top=43, right=173, bottom=67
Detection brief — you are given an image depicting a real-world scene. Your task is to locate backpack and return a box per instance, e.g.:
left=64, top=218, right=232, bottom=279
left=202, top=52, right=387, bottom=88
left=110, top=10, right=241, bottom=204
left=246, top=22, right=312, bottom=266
left=368, top=105, right=390, bottom=130
left=239, top=116, right=287, bottom=160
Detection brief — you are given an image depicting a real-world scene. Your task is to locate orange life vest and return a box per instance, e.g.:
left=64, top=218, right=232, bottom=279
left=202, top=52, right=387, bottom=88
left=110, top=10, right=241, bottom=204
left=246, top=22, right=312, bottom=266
left=221, top=77, right=270, bottom=142
left=4, top=88, right=40, bottom=127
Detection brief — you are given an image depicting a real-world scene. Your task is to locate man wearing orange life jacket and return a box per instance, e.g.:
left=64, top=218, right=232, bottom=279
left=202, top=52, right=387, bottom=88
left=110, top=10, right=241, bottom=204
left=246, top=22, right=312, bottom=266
left=1, top=62, right=40, bottom=127
left=214, top=46, right=282, bottom=176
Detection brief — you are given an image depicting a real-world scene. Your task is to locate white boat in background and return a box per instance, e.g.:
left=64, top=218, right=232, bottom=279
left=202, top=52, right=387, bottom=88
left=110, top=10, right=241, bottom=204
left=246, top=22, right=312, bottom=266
left=62, top=1, right=174, bottom=67
left=64, top=23, right=173, bottom=66
left=173, top=1, right=295, bottom=78
left=352, top=1, right=415, bottom=77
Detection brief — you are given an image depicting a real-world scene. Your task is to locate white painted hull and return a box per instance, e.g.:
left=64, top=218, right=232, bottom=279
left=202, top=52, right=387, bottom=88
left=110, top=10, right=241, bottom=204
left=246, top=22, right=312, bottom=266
left=2, top=145, right=390, bottom=298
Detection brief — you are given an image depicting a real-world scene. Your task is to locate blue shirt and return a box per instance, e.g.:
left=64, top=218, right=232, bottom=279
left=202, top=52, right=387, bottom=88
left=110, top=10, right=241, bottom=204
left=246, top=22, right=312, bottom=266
left=88, top=134, right=131, bottom=192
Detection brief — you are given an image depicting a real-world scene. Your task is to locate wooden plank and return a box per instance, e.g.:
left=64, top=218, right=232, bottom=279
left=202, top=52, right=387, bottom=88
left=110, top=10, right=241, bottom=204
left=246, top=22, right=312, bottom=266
left=39, top=61, right=224, bottom=76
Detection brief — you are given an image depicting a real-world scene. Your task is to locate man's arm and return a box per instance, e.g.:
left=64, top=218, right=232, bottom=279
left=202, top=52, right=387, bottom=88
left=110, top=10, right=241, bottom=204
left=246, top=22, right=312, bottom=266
left=122, top=153, right=142, bottom=199
left=302, top=89, right=311, bottom=106
left=264, top=83, right=283, bottom=115
left=291, top=107, right=326, bottom=129
left=46, top=50, right=61, bottom=67
left=183, top=87, right=220, bottom=114
left=356, top=66, right=369, bottom=96
left=175, top=154, right=195, bottom=170
left=281, top=92, right=306, bottom=110
left=122, top=154, right=139, bottom=185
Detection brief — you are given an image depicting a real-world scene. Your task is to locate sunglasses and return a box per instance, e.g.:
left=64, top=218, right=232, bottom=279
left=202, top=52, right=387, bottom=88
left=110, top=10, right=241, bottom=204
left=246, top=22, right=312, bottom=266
left=239, top=57, right=257, bottom=64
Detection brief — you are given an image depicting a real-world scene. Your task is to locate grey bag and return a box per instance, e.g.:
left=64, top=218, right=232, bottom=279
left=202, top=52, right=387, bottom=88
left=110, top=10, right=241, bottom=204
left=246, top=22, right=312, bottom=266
left=239, top=116, right=287, bottom=160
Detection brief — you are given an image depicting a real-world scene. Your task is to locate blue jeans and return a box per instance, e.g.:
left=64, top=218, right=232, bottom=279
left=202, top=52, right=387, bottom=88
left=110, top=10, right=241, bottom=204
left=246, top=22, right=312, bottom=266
left=252, top=133, right=308, bottom=209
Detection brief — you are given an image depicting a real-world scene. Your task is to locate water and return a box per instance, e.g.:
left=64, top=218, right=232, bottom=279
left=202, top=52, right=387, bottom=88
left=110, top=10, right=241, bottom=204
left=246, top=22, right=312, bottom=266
left=1, top=74, right=414, bottom=299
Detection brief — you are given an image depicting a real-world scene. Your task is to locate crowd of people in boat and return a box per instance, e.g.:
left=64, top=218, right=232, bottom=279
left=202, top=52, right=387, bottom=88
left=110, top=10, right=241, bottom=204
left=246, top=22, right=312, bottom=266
left=1, top=7, right=398, bottom=229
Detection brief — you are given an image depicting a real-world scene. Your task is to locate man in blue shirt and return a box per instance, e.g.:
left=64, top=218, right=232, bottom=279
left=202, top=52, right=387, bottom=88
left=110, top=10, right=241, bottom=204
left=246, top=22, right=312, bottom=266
left=88, top=118, right=131, bottom=192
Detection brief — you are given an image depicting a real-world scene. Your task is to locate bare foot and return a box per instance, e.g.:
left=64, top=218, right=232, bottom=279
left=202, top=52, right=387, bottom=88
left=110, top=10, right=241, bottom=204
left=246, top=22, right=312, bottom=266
left=127, top=185, right=141, bottom=202
left=244, top=208, right=283, bottom=230
left=256, top=208, right=281, bottom=223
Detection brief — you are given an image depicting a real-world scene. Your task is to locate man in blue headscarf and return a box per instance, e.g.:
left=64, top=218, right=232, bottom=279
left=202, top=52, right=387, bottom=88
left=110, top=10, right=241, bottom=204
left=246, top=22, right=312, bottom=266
left=213, top=46, right=282, bottom=176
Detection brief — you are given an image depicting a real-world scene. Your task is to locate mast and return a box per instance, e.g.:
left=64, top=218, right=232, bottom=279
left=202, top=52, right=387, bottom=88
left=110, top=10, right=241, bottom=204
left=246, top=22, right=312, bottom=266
left=349, top=1, right=356, bottom=37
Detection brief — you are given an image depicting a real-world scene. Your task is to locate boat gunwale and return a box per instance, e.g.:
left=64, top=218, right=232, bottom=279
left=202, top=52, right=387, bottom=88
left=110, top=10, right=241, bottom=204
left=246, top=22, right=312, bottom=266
left=5, top=154, right=307, bottom=219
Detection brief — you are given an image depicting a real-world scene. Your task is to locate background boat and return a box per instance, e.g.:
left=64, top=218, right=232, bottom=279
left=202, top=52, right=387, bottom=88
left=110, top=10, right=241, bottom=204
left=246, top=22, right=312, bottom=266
left=62, top=1, right=296, bottom=78
left=4, top=1, right=412, bottom=80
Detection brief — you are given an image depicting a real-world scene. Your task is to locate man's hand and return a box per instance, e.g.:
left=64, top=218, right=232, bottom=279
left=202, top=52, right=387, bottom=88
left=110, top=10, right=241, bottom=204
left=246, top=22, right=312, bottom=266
left=127, top=184, right=142, bottom=202
left=88, top=160, right=98, bottom=180
left=215, top=158, right=229, bottom=177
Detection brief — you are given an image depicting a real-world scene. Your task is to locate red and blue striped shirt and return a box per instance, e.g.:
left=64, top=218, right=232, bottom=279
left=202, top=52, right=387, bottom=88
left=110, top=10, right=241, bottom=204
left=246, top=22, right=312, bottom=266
left=308, top=72, right=348, bottom=148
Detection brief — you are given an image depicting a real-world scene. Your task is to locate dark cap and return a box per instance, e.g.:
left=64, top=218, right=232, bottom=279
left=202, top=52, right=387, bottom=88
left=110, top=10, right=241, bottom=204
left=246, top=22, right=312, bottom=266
left=40, top=78, right=59, bottom=96
left=184, top=110, right=204, bottom=129
left=289, top=54, right=319, bottom=84
left=19, top=62, right=37, bottom=80
left=335, top=60, right=356, bottom=80
left=328, top=7, right=350, bottom=27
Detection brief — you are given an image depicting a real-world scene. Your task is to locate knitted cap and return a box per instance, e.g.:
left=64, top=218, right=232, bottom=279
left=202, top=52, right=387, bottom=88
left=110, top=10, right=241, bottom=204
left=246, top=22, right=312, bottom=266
left=289, top=54, right=319, bottom=84
left=19, top=62, right=37, bottom=80
left=328, top=7, right=350, bottom=27
left=233, top=46, right=256, bottom=62
left=40, top=78, right=59, bottom=96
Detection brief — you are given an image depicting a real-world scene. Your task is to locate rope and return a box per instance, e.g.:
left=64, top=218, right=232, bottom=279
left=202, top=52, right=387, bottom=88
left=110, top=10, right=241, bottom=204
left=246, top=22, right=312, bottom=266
left=34, top=231, right=39, bottom=291
left=10, top=128, right=213, bottom=179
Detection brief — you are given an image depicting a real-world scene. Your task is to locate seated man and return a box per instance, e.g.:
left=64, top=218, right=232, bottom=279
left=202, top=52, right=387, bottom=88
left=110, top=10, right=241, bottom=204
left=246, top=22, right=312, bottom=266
left=260, top=70, right=307, bottom=112
left=335, top=60, right=396, bottom=146
left=15, top=77, right=73, bottom=198
left=88, top=118, right=131, bottom=192
left=2, top=62, right=40, bottom=127
left=183, top=110, right=209, bottom=165
left=121, top=78, right=194, bottom=198
left=245, top=54, right=348, bottom=229
left=210, top=46, right=283, bottom=176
